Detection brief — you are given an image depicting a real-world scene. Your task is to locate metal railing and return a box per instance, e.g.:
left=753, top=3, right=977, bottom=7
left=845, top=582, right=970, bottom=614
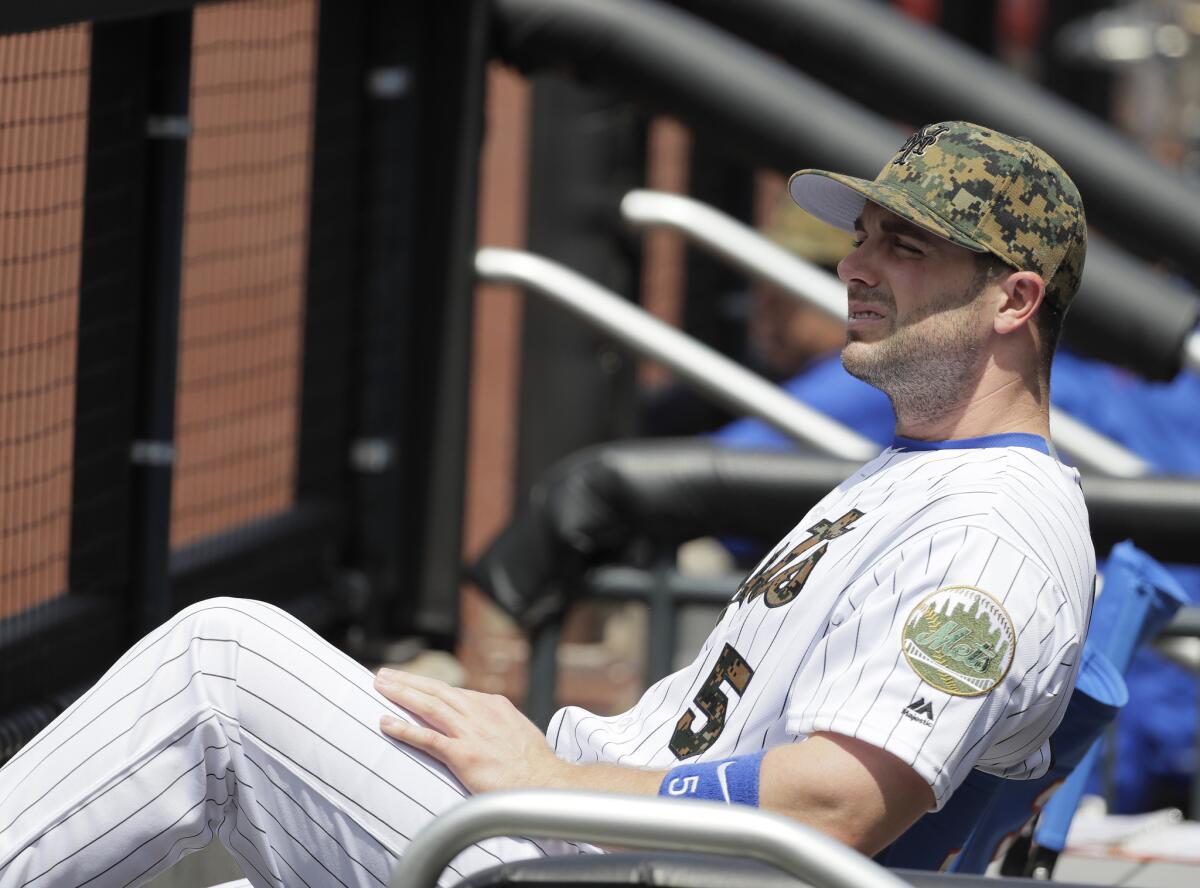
left=621, top=188, right=847, bottom=321
left=389, top=790, right=913, bottom=888
left=1187, top=331, right=1200, bottom=377
left=620, top=189, right=1154, bottom=479
left=476, top=247, right=879, bottom=461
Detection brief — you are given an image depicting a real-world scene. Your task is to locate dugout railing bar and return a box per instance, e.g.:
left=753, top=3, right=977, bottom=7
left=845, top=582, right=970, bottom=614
left=392, top=790, right=916, bottom=888
left=0, top=0, right=487, bottom=761
left=478, top=248, right=879, bottom=462
left=393, top=790, right=1123, bottom=888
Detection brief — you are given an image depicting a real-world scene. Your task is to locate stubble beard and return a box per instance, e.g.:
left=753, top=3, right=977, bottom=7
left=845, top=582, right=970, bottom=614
left=842, top=284, right=988, bottom=426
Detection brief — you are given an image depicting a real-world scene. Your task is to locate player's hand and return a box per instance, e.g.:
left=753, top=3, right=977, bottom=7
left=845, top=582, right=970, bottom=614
left=374, top=668, right=571, bottom=795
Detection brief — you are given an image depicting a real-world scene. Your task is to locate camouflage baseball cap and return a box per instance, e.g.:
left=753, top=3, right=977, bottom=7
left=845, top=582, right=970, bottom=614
left=788, top=121, right=1087, bottom=309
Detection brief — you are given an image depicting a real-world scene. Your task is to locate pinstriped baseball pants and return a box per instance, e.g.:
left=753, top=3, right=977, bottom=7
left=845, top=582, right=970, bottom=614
left=0, top=598, right=586, bottom=888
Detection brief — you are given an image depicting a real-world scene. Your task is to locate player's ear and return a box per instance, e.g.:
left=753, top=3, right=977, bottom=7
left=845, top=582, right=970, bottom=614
left=993, top=271, right=1045, bottom=336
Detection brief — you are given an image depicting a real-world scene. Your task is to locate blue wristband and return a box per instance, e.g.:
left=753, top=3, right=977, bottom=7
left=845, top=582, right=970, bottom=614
left=658, top=750, right=766, bottom=806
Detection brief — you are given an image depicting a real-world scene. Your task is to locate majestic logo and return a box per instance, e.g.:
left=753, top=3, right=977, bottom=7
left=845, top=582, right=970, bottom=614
left=901, top=586, right=1016, bottom=697
left=732, top=509, right=864, bottom=609
left=893, top=123, right=950, bottom=166
left=902, top=700, right=931, bottom=720
left=902, top=696, right=936, bottom=724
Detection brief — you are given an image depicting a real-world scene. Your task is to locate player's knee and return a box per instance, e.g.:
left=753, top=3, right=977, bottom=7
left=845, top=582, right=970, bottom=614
left=169, top=596, right=268, bottom=640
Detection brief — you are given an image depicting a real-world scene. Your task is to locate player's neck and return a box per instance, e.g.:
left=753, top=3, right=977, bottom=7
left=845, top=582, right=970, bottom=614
left=892, top=365, right=1051, bottom=444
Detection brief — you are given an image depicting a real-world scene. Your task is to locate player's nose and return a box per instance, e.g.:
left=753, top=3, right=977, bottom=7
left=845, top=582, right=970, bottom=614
left=837, top=241, right=878, bottom=289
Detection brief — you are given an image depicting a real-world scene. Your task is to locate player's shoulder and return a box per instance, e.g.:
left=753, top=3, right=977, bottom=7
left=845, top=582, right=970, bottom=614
left=845, top=439, right=1021, bottom=524
left=858, top=435, right=1085, bottom=507
left=850, top=437, right=1092, bottom=585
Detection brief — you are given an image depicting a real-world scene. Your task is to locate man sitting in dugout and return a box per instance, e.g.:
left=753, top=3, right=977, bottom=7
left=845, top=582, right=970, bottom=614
left=0, top=122, right=1093, bottom=888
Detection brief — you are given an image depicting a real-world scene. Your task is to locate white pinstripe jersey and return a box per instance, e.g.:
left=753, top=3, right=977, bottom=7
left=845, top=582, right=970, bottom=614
left=548, top=433, right=1095, bottom=810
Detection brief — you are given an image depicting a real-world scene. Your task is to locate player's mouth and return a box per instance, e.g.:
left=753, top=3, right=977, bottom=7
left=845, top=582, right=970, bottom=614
left=847, top=302, right=888, bottom=330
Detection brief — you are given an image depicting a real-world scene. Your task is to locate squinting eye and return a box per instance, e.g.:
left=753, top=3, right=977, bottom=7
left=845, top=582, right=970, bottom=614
left=851, top=238, right=864, bottom=248
left=895, top=241, right=922, bottom=254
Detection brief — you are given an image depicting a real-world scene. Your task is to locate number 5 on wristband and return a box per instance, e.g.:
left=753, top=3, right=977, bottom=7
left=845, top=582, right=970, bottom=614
left=659, top=750, right=766, bottom=806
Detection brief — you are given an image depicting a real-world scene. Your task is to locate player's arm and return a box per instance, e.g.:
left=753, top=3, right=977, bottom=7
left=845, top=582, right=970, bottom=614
left=374, top=670, right=932, bottom=855
left=374, top=668, right=662, bottom=796
left=759, top=733, right=933, bottom=854
left=545, top=732, right=933, bottom=854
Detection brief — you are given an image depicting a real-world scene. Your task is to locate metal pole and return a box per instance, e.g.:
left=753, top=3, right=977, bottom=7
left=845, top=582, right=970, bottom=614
left=390, top=790, right=915, bottom=888
left=1185, top=332, right=1200, bottom=378
left=526, top=618, right=562, bottom=730
left=476, top=248, right=879, bottom=462
left=621, top=189, right=845, bottom=320
left=1046, top=412, right=1150, bottom=480
left=399, top=0, right=491, bottom=642
left=621, top=190, right=1152, bottom=479
left=131, top=11, right=192, bottom=631
left=647, top=561, right=678, bottom=683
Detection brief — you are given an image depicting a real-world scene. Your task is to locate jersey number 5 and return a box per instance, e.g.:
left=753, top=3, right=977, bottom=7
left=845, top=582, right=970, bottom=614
left=669, top=643, right=754, bottom=759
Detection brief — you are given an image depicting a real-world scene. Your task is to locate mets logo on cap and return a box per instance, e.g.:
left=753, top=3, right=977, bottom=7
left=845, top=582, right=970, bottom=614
left=901, top=586, right=1016, bottom=697
left=892, top=123, right=949, bottom=166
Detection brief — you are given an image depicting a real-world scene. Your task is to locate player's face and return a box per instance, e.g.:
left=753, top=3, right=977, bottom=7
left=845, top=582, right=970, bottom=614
left=836, top=202, right=993, bottom=403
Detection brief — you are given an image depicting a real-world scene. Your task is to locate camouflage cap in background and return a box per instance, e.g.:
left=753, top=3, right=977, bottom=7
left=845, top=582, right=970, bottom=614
left=787, top=121, right=1087, bottom=310
left=761, top=195, right=855, bottom=268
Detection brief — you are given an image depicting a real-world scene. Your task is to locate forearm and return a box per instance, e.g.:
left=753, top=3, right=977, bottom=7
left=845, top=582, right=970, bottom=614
left=541, top=739, right=927, bottom=856
left=543, top=758, right=666, bottom=797
left=544, top=742, right=918, bottom=856
left=545, top=747, right=894, bottom=853
left=758, top=735, right=932, bottom=855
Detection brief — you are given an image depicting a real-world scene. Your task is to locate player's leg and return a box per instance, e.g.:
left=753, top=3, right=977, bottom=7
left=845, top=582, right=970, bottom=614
left=0, top=597, right=578, bottom=888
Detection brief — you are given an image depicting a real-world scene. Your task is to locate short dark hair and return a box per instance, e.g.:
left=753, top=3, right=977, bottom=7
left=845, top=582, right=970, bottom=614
left=973, top=251, right=1063, bottom=375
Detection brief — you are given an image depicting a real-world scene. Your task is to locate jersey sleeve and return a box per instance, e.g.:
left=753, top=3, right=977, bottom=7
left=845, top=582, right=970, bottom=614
left=784, top=522, right=1085, bottom=810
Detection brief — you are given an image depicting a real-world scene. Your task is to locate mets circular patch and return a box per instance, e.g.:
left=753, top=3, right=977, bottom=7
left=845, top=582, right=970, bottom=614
left=901, top=585, right=1016, bottom=697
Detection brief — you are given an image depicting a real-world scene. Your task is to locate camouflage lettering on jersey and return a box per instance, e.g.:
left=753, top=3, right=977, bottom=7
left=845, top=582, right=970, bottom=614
left=669, top=642, right=754, bottom=759
left=901, top=586, right=1017, bottom=697
left=732, top=509, right=864, bottom=609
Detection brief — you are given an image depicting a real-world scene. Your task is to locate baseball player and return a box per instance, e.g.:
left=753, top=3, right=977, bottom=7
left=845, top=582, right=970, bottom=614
left=0, top=121, right=1093, bottom=888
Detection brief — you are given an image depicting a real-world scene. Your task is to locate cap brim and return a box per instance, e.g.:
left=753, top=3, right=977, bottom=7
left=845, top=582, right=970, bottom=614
left=788, top=170, right=987, bottom=253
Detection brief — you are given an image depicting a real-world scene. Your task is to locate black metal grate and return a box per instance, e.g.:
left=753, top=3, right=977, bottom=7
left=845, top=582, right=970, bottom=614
left=0, top=25, right=90, bottom=623
left=171, top=0, right=318, bottom=548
